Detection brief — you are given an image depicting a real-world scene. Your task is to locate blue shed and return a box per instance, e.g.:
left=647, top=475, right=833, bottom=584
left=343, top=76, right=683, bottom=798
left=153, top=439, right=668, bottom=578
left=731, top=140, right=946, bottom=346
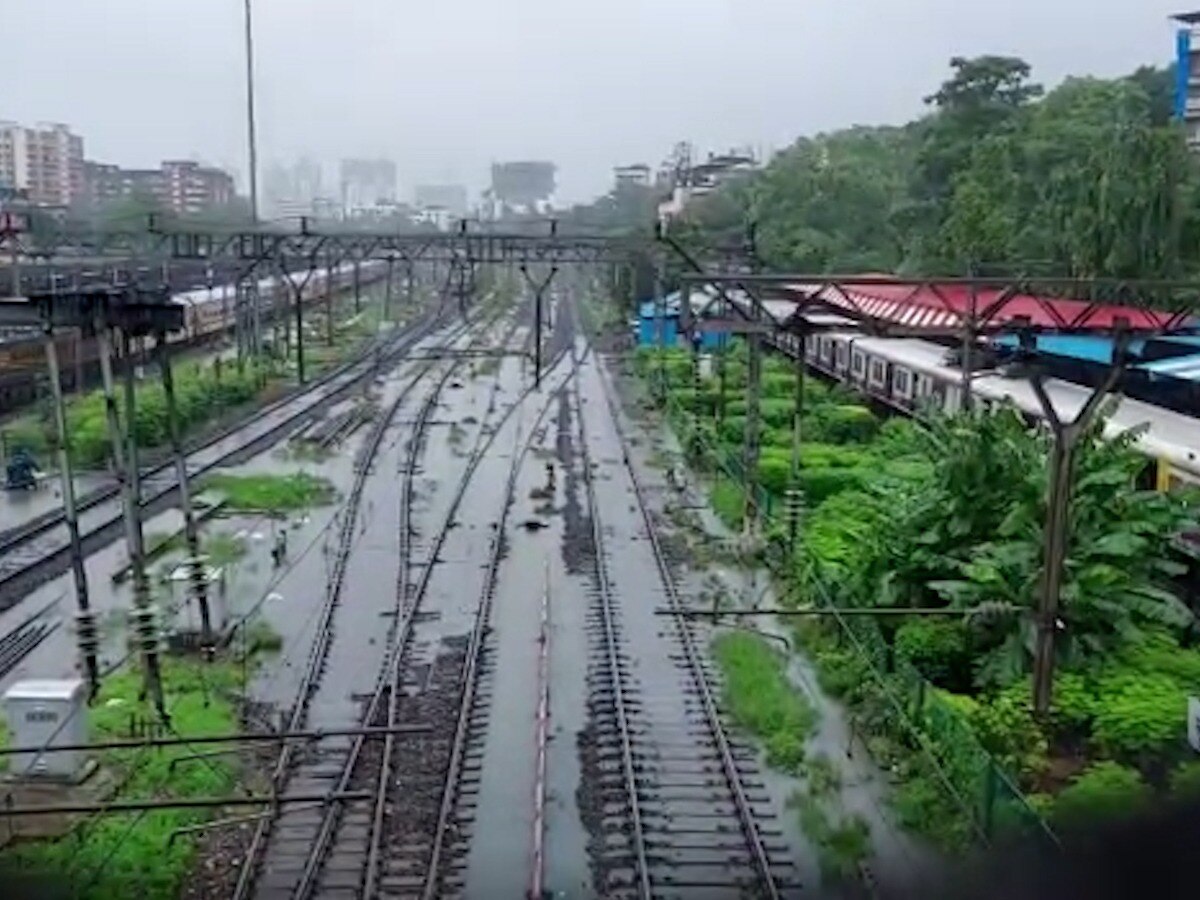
left=638, top=299, right=679, bottom=347
left=637, top=293, right=729, bottom=350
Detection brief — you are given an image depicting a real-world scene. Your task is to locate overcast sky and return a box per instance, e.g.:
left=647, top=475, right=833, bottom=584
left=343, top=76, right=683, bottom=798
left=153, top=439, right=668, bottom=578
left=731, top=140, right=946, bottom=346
left=2, top=1, right=1189, bottom=203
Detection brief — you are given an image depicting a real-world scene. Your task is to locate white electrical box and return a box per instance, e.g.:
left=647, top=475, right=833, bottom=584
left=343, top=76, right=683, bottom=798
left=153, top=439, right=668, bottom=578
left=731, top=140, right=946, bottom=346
left=3, top=679, right=88, bottom=780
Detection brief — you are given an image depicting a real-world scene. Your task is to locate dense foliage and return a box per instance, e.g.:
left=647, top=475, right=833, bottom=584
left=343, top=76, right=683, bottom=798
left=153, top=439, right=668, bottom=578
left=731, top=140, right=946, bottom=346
left=674, top=57, right=1195, bottom=278
left=6, top=358, right=275, bottom=469
left=634, top=339, right=1199, bottom=847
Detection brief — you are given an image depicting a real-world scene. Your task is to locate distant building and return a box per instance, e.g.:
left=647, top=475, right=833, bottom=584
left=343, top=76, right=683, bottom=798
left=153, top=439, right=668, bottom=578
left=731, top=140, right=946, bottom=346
left=160, top=160, right=234, bottom=215
left=410, top=205, right=454, bottom=231
left=1172, top=12, right=1200, bottom=149
left=82, top=159, right=236, bottom=215
left=0, top=121, right=84, bottom=208
left=82, top=161, right=159, bottom=206
left=263, top=157, right=326, bottom=221
left=413, top=184, right=468, bottom=218
left=488, top=161, right=556, bottom=218
left=340, top=159, right=397, bottom=213
left=656, top=146, right=758, bottom=224
left=613, top=164, right=651, bottom=190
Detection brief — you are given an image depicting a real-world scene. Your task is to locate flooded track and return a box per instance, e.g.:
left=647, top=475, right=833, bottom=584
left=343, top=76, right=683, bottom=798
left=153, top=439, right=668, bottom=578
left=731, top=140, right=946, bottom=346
left=570, top=344, right=801, bottom=899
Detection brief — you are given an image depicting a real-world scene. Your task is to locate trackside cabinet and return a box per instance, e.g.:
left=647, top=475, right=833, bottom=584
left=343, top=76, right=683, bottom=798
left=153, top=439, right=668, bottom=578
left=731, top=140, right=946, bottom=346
left=3, top=679, right=88, bottom=780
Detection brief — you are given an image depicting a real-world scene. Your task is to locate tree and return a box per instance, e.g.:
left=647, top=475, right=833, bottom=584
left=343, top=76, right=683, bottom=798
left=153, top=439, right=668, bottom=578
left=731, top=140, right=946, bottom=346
left=924, top=56, right=1044, bottom=118
left=670, top=55, right=1198, bottom=279
left=1127, top=64, right=1176, bottom=126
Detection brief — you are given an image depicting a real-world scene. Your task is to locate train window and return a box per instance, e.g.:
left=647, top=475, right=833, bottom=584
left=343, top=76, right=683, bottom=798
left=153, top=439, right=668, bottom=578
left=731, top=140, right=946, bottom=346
left=870, top=360, right=885, bottom=383
left=835, top=344, right=848, bottom=366
left=894, top=369, right=910, bottom=394
left=851, top=352, right=864, bottom=375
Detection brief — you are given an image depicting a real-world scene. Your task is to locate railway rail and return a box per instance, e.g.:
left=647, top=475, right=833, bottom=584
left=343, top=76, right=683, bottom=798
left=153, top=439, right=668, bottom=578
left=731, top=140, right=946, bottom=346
left=234, top=295, right=551, bottom=898
left=299, top=347, right=576, bottom=900
left=575, top=336, right=800, bottom=899
left=0, top=307, right=446, bottom=606
left=231, top=316, right=481, bottom=899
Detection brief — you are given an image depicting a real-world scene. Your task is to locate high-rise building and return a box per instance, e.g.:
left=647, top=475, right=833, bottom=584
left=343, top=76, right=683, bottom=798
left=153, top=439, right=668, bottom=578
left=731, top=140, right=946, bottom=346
left=1172, top=13, right=1200, bottom=148
left=340, top=159, right=397, bottom=213
left=263, top=158, right=328, bottom=221
left=489, top=161, right=556, bottom=217
left=0, top=121, right=84, bottom=208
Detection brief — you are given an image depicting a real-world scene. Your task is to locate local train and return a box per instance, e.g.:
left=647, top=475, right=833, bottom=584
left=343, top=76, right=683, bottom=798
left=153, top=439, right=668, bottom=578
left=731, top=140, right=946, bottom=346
left=0, top=260, right=388, bottom=414
left=766, top=329, right=1200, bottom=492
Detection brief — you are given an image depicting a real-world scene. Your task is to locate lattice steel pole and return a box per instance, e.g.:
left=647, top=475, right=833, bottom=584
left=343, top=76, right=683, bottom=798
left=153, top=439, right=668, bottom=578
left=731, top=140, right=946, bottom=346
left=742, top=297, right=763, bottom=538
left=156, top=333, right=214, bottom=653
left=787, top=330, right=806, bottom=555
left=42, top=313, right=99, bottom=694
left=95, top=311, right=167, bottom=722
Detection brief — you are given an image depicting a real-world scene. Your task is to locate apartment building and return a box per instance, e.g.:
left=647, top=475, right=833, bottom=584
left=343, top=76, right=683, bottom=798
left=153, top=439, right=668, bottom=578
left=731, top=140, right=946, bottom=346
left=82, top=159, right=235, bottom=215
left=0, top=121, right=84, bottom=208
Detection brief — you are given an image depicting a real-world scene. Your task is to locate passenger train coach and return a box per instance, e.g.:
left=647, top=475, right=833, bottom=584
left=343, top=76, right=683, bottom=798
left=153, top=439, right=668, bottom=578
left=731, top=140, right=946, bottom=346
left=766, top=329, right=1200, bottom=492
left=0, top=260, right=388, bottom=414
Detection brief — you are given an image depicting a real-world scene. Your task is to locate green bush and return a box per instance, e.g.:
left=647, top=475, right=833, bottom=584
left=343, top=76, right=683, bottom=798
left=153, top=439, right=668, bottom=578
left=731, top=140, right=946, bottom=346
left=895, top=620, right=971, bottom=687
left=1091, top=673, right=1187, bottom=762
left=968, top=687, right=1048, bottom=781
left=812, top=404, right=880, bottom=443
left=1051, top=762, right=1150, bottom=829
left=889, top=772, right=972, bottom=850
left=798, top=466, right=871, bottom=505
left=205, top=472, right=336, bottom=512
left=1048, top=671, right=1096, bottom=737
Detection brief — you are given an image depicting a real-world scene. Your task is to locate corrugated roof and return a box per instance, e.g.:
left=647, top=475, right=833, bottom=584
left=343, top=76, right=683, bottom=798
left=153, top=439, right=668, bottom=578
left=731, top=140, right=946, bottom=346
left=782, top=281, right=1183, bottom=332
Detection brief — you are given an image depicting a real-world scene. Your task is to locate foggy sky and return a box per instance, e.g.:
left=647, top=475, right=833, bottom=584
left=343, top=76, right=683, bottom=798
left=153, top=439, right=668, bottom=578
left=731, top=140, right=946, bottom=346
left=3, top=0, right=1188, bottom=204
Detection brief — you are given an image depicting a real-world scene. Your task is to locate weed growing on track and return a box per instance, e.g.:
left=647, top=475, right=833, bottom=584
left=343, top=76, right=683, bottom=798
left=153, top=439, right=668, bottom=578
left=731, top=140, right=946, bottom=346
left=203, top=532, right=249, bottom=567
left=789, top=790, right=871, bottom=883
left=712, top=631, right=816, bottom=773
left=241, top=619, right=284, bottom=654
left=204, top=472, right=335, bottom=512
left=0, top=656, right=249, bottom=899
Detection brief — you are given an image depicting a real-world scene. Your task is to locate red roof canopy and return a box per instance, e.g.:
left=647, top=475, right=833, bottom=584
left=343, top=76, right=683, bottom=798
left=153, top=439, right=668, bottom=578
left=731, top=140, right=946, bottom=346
left=783, top=281, right=1184, bottom=332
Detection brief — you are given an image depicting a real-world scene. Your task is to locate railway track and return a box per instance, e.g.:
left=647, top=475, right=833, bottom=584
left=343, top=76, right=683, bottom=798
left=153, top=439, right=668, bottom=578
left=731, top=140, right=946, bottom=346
left=231, top=317, right=485, bottom=899
left=0, top=309, right=447, bottom=606
left=350, top=349, right=578, bottom=900
left=234, top=295, right=552, bottom=899
left=574, top=340, right=801, bottom=899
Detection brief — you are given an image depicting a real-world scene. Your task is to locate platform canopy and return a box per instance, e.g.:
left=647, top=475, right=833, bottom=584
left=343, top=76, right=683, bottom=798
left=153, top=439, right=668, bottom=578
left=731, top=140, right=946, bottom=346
left=777, top=280, right=1188, bottom=333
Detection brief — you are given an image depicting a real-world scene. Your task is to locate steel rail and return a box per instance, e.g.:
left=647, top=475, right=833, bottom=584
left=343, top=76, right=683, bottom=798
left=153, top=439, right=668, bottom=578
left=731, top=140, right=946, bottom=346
left=294, top=301, right=540, bottom=898
left=0, top=295, right=418, bottom=555
left=416, top=350, right=578, bottom=900
left=571, top=346, right=653, bottom=900
left=293, top=352, right=457, bottom=898
left=229, top=317, right=471, bottom=900
left=590, top=350, right=781, bottom=899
